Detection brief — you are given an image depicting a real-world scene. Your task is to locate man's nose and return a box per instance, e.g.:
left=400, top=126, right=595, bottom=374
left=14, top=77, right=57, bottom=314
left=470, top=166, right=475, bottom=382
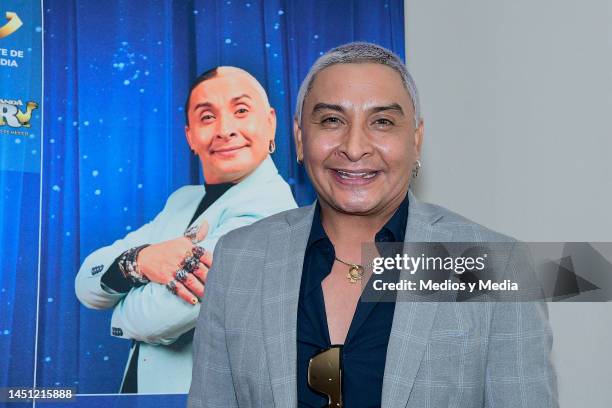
left=216, top=116, right=238, bottom=139
left=338, top=123, right=373, bottom=161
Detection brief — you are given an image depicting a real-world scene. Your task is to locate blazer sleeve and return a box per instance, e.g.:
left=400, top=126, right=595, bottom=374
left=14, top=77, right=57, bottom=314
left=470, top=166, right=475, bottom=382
left=74, top=186, right=190, bottom=310
left=108, top=212, right=263, bottom=345
left=484, top=242, right=559, bottom=407
left=75, top=211, right=164, bottom=310
left=188, top=234, right=239, bottom=407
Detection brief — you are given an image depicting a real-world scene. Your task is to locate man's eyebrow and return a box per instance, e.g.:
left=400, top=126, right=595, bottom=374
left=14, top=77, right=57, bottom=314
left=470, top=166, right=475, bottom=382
left=231, top=94, right=253, bottom=103
left=370, top=103, right=404, bottom=115
left=193, top=102, right=213, bottom=112
left=192, top=94, right=253, bottom=112
left=312, top=103, right=345, bottom=114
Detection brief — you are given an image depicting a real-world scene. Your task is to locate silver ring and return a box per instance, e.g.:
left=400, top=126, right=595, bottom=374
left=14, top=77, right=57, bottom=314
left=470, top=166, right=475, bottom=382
left=192, top=246, right=205, bottom=259
left=166, top=279, right=178, bottom=295
left=184, top=225, right=200, bottom=244
left=175, top=269, right=189, bottom=282
left=182, top=256, right=199, bottom=273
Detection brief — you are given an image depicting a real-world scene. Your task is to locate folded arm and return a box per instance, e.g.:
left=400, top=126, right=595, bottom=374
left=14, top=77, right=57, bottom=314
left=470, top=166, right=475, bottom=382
left=109, top=214, right=260, bottom=345
left=75, top=215, right=161, bottom=310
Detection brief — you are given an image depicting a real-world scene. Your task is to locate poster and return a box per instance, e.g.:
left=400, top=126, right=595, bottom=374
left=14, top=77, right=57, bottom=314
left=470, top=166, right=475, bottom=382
left=1, top=1, right=405, bottom=406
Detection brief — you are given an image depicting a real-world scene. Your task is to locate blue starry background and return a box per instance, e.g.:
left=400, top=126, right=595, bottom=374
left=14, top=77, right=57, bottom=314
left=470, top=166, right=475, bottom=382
left=0, top=0, right=42, bottom=394
left=2, top=0, right=405, bottom=402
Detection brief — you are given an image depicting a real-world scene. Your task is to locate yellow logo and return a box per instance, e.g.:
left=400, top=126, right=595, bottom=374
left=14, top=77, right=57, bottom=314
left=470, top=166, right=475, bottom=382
left=0, top=99, right=38, bottom=128
left=0, top=12, right=22, bottom=39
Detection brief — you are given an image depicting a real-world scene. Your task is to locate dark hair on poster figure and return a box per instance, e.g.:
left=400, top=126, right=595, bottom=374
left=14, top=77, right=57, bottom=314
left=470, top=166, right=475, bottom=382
left=184, top=67, right=220, bottom=125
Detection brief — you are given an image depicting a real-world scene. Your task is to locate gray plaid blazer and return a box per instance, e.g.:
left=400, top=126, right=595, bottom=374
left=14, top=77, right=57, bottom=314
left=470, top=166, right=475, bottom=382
left=188, top=191, right=558, bottom=407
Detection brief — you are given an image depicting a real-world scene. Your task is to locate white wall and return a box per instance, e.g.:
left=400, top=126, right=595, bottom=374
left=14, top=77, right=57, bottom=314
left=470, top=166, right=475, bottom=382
left=405, top=0, right=612, bottom=406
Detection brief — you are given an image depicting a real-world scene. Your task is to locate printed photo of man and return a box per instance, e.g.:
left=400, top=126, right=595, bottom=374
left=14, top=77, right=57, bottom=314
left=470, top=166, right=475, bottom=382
left=75, top=67, right=297, bottom=394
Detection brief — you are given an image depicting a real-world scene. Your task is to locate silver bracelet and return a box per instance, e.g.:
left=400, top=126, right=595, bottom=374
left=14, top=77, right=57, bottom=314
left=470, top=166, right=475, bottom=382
left=118, top=244, right=150, bottom=284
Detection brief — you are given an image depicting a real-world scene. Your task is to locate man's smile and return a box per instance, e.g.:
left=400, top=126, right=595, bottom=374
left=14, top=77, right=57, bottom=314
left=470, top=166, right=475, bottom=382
left=211, top=144, right=249, bottom=156
left=330, top=168, right=381, bottom=185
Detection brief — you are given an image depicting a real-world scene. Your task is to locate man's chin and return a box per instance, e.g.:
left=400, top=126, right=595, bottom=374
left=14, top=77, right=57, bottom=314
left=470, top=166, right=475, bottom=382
left=328, top=199, right=382, bottom=216
left=203, top=161, right=257, bottom=184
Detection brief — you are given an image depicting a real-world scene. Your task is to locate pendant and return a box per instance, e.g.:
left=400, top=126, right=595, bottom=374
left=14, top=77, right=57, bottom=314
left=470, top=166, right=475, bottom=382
left=346, top=264, right=364, bottom=283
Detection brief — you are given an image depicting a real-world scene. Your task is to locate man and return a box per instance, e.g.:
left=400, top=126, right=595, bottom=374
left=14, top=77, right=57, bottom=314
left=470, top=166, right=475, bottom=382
left=75, top=67, right=297, bottom=393
left=188, top=43, right=557, bottom=407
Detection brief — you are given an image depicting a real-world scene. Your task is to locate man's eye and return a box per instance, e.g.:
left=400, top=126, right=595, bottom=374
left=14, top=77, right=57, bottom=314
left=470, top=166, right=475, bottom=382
left=321, top=117, right=343, bottom=126
left=373, top=118, right=394, bottom=127
left=235, top=108, right=249, bottom=115
left=201, top=114, right=215, bottom=122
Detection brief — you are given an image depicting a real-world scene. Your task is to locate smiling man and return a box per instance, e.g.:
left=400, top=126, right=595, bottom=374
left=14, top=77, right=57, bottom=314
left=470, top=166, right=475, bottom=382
left=185, top=67, right=277, bottom=184
left=188, top=44, right=557, bottom=407
left=75, top=66, right=296, bottom=394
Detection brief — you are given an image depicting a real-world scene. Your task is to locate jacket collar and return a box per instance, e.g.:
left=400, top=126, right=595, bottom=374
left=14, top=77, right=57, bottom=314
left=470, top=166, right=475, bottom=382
left=185, top=156, right=280, bottom=231
left=381, top=189, right=452, bottom=408
left=221, top=155, right=279, bottom=193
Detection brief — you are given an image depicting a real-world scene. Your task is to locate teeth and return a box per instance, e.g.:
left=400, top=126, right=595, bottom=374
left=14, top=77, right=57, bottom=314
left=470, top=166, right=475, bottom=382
left=336, top=170, right=377, bottom=179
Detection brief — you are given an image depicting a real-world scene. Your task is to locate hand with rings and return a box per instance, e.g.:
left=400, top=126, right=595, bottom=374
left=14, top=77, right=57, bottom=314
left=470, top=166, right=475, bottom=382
left=136, top=220, right=213, bottom=305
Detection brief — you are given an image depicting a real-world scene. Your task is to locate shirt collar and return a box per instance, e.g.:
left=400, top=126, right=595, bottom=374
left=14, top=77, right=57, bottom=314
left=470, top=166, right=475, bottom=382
left=379, top=192, right=409, bottom=243
left=306, top=203, right=328, bottom=250
left=306, top=192, right=410, bottom=250
left=203, top=182, right=233, bottom=196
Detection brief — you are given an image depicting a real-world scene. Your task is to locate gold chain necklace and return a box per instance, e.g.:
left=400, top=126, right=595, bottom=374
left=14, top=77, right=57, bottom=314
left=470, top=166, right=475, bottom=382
left=334, top=256, right=365, bottom=284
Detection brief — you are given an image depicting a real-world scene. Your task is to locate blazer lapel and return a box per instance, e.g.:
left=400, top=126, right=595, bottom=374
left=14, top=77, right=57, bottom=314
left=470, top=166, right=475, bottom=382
left=261, top=204, right=316, bottom=408
left=163, top=187, right=204, bottom=238
left=187, top=156, right=281, bottom=231
left=381, top=191, right=452, bottom=408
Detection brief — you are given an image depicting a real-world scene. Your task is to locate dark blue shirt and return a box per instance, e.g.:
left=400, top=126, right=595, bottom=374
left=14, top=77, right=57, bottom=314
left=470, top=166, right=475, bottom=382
left=297, top=195, right=409, bottom=407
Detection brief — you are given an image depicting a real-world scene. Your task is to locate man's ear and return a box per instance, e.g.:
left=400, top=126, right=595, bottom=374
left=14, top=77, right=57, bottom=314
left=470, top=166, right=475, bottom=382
left=414, top=119, right=424, bottom=156
left=293, top=117, right=303, bottom=162
left=268, top=107, right=277, bottom=141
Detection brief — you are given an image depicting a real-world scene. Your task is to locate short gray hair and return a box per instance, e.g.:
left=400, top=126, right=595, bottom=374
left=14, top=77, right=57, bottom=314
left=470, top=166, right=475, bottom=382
left=295, top=42, right=421, bottom=126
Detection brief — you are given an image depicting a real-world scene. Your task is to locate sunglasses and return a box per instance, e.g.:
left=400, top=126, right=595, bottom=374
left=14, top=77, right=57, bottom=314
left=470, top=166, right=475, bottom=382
left=307, top=345, right=343, bottom=408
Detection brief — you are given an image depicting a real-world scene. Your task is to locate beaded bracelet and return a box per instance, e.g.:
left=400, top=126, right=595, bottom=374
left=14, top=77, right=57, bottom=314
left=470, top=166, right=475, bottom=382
left=118, top=244, right=151, bottom=285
